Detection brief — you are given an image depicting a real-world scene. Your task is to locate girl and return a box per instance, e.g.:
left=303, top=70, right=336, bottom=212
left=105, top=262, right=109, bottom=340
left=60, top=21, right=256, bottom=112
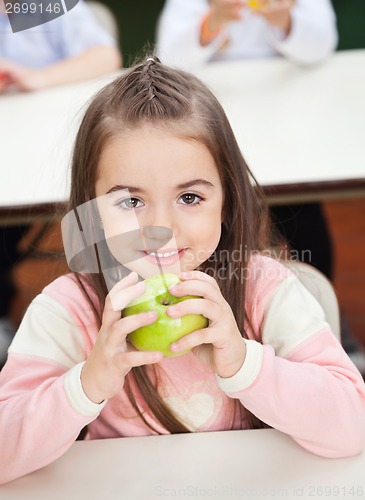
left=0, top=57, right=364, bottom=485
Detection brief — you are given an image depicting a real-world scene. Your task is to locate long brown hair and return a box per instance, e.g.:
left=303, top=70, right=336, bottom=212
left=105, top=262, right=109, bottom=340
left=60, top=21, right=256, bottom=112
left=66, top=57, right=272, bottom=433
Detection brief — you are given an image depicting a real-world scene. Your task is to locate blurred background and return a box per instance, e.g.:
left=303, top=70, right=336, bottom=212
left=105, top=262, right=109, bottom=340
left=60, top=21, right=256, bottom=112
left=100, top=0, right=365, bottom=65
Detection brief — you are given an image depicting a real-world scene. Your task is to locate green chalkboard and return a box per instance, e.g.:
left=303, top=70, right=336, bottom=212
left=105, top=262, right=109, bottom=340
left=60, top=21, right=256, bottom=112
left=97, top=0, right=165, bottom=66
left=332, top=0, right=365, bottom=50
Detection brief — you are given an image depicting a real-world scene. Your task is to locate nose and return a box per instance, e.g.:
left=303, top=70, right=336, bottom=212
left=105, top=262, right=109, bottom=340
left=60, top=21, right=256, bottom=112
left=139, top=205, right=176, bottom=249
left=142, top=226, right=173, bottom=250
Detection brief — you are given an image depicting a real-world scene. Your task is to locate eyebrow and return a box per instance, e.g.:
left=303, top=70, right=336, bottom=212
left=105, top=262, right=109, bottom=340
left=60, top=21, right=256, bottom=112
left=177, top=179, right=214, bottom=190
left=106, top=179, right=214, bottom=195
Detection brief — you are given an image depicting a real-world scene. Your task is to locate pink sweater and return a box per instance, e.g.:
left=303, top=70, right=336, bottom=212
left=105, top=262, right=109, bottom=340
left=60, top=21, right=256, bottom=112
left=1, top=256, right=365, bottom=484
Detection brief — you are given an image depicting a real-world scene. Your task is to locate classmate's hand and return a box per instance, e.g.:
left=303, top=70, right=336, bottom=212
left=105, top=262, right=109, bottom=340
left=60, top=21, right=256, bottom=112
left=207, top=0, right=245, bottom=33
left=0, top=59, right=48, bottom=92
left=0, top=76, right=8, bottom=93
left=167, top=271, right=247, bottom=379
left=0, top=62, right=12, bottom=93
left=253, top=0, right=294, bottom=37
left=81, top=272, right=163, bottom=404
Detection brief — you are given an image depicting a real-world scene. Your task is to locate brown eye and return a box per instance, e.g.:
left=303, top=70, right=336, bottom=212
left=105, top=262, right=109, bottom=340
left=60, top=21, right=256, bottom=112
left=179, top=193, right=202, bottom=205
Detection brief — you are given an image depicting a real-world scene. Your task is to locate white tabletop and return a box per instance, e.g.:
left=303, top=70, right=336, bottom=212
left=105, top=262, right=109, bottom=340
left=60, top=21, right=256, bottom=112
left=1, top=50, right=365, bottom=220
left=0, top=73, right=117, bottom=219
left=195, top=49, right=365, bottom=202
left=0, top=429, right=364, bottom=500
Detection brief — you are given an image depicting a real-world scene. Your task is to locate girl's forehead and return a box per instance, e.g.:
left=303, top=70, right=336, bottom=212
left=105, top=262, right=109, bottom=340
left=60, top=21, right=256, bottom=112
left=98, top=124, right=214, bottom=167
left=95, top=125, right=223, bottom=192
left=103, top=120, right=204, bottom=147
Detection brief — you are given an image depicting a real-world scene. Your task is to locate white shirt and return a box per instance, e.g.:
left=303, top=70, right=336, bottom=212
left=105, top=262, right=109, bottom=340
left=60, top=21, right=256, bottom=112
left=0, top=0, right=116, bottom=68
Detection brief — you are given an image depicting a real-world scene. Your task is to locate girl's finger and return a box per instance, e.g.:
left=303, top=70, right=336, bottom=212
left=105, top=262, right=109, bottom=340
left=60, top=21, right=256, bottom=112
left=180, top=270, right=217, bottom=284
left=108, top=311, right=158, bottom=346
left=167, top=297, right=219, bottom=324
left=102, top=273, right=145, bottom=329
left=108, top=280, right=146, bottom=313
left=169, top=278, right=222, bottom=304
left=108, top=271, right=140, bottom=303
left=118, top=350, right=163, bottom=369
left=169, top=326, right=217, bottom=354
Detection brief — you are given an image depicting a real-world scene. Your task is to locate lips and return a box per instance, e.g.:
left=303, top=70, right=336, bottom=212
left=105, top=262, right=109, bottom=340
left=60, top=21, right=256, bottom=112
left=142, top=248, right=186, bottom=266
left=145, top=249, right=180, bottom=258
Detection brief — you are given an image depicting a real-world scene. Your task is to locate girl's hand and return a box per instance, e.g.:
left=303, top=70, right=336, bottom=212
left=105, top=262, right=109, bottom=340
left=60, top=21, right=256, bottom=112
left=254, top=0, right=294, bottom=37
left=167, top=271, right=247, bottom=378
left=81, top=272, right=163, bottom=404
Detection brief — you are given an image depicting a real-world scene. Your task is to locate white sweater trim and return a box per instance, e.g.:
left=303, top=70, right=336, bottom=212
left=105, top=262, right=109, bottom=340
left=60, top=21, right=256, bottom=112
left=216, top=339, right=263, bottom=393
left=64, top=362, right=107, bottom=417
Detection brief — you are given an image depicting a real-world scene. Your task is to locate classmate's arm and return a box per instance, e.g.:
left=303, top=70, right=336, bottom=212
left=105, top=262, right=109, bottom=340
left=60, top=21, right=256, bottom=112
left=1, top=46, right=121, bottom=91
left=260, top=0, right=338, bottom=65
left=200, top=0, right=244, bottom=46
left=217, top=270, right=365, bottom=457
left=38, top=44, right=122, bottom=88
left=157, top=0, right=228, bottom=69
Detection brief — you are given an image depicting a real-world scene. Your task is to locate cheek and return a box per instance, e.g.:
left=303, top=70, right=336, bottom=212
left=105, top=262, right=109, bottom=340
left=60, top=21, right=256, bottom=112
left=102, top=223, right=146, bottom=267
left=206, top=221, right=222, bottom=255
left=190, top=212, right=222, bottom=260
left=98, top=210, right=145, bottom=265
left=100, top=207, right=141, bottom=239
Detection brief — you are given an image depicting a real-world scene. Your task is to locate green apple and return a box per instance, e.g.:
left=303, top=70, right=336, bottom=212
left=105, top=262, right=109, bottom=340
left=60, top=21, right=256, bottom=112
left=123, top=273, right=208, bottom=357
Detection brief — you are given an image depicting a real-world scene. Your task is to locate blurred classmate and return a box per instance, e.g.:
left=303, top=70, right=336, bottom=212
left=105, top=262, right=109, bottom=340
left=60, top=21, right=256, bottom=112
left=0, top=0, right=122, bottom=367
left=0, top=0, right=121, bottom=91
left=156, top=0, right=365, bottom=374
left=156, top=0, right=338, bottom=68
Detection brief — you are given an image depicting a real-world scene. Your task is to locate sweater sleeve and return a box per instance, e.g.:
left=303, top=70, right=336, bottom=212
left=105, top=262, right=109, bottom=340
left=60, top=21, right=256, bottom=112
left=156, top=0, right=228, bottom=69
left=269, top=0, right=338, bottom=65
left=0, top=293, right=105, bottom=485
left=217, top=276, right=365, bottom=458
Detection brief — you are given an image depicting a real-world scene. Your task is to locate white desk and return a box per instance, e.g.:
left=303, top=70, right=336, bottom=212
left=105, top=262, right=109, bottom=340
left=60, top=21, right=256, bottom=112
left=0, top=73, right=117, bottom=223
left=0, top=429, right=364, bottom=500
left=1, top=50, right=365, bottom=222
left=195, top=49, right=365, bottom=204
